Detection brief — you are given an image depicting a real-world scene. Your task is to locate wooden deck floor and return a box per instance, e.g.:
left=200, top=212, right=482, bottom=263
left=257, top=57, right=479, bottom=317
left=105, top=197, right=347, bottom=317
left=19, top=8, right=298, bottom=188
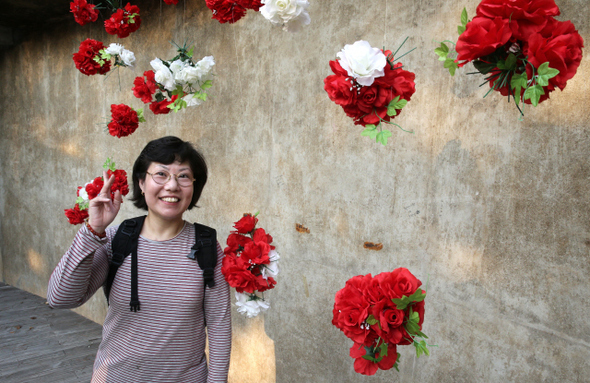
left=0, top=282, right=102, bottom=382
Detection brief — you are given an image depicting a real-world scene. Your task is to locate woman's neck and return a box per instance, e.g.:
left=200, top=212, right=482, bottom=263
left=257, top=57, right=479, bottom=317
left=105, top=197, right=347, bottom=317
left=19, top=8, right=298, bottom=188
left=141, top=214, right=185, bottom=241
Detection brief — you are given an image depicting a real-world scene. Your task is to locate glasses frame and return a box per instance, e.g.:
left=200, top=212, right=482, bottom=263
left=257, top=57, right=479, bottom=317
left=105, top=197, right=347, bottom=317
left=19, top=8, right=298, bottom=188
left=146, top=171, right=195, bottom=187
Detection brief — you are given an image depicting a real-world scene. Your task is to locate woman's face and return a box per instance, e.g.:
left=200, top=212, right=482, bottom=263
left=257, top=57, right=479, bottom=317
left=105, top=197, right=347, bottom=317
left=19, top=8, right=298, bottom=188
left=139, top=161, right=194, bottom=223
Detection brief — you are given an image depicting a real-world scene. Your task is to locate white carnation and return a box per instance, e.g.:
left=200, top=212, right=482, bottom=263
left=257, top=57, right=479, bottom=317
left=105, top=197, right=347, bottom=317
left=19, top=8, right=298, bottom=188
left=235, top=292, right=270, bottom=318
left=104, top=43, right=124, bottom=56
left=119, top=49, right=136, bottom=67
left=182, top=93, right=203, bottom=107
left=336, top=40, right=387, bottom=86
left=195, top=56, right=215, bottom=81
left=261, top=0, right=310, bottom=32
left=150, top=58, right=176, bottom=91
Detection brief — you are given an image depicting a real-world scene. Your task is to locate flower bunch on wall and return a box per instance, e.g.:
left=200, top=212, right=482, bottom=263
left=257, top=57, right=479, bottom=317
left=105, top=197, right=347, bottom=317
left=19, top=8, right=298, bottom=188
left=324, top=40, right=416, bottom=145
left=70, top=0, right=143, bottom=38
left=73, top=39, right=136, bottom=76
left=222, top=213, right=280, bottom=318
left=436, top=0, right=584, bottom=116
left=332, top=268, right=432, bottom=375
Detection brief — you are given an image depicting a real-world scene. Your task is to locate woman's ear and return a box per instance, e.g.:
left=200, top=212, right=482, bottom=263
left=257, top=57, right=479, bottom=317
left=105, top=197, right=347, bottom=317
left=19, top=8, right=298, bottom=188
left=139, top=178, right=145, bottom=194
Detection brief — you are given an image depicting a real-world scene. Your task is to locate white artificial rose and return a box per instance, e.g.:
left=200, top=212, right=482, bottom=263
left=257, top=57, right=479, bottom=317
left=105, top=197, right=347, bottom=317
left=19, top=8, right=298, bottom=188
left=235, top=292, right=270, bottom=318
left=179, top=65, right=200, bottom=85
left=104, top=43, right=123, bottom=56
left=336, top=40, right=387, bottom=86
left=261, top=0, right=310, bottom=32
left=196, top=56, right=215, bottom=77
left=150, top=58, right=176, bottom=91
left=262, top=250, right=280, bottom=279
left=169, top=59, right=187, bottom=84
left=182, top=93, right=203, bottom=107
left=119, top=49, right=136, bottom=67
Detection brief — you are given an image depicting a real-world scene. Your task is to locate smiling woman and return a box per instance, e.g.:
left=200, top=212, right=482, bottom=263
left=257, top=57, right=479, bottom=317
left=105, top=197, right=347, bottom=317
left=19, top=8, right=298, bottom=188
left=46, top=136, right=231, bottom=383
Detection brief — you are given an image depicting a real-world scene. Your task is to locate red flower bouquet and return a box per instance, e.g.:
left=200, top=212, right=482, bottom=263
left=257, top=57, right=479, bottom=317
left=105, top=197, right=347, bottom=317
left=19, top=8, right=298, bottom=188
left=70, top=0, right=99, bottom=26
left=222, top=213, right=280, bottom=318
left=332, top=268, right=432, bottom=376
left=64, top=159, right=130, bottom=225
left=73, top=39, right=111, bottom=76
left=205, top=0, right=262, bottom=24
left=324, top=39, right=416, bottom=145
left=164, top=0, right=179, bottom=4
left=107, top=104, right=145, bottom=138
left=435, top=0, right=584, bottom=116
left=132, top=43, right=215, bottom=114
left=104, top=2, right=141, bottom=38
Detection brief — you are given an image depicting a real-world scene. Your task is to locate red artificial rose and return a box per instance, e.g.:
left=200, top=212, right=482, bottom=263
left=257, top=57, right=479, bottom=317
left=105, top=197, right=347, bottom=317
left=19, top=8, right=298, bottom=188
left=252, top=228, right=274, bottom=247
left=456, top=16, right=513, bottom=62
left=149, top=99, right=173, bottom=115
left=104, top=3, right=142, bottom=38
left=107, top=169, right=130, bottom=196
left=233, top=214, right=258, bottom=233
left=324, top=71, right=357, bottom=107
left=85, top=177, right=104, bottom=200
left=205, top=0, right=247, bottom=24
left=108, top=104, right=140, bottom=138
left=72, top=38, right=111, bottom=76
left=476, top=0, right=560, bottom=40
left=240, top=241, right=271, bottom=266
left=221, top=253, right=276, bottom=293
left=132, top=71, right=158, bottom=103
left=349, top=342, right=398, bottom=376
left=332, top=274, right=377, bottom=345
left=238, top=0, right=263, bottom=12
left=70, top=0, right=99, bottom=26
left=164, top=0, right=179, bottom=4
left=225, top=233, right=252, bottom=254
left=523, top=18, right=584, bottom=102
left=64, top=204, right=89, bottom=225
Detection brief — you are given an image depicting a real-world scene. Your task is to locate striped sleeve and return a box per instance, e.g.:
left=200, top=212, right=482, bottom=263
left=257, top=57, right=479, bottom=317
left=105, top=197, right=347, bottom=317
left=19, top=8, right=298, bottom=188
left=46, top=225, right=114, bottom=308
left=205, top=242, right=232, bottom=383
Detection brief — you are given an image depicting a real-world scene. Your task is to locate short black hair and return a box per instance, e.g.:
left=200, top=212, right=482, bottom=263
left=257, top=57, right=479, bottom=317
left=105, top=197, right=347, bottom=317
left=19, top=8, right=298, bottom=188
left=131, top=136, right=207, bottom=210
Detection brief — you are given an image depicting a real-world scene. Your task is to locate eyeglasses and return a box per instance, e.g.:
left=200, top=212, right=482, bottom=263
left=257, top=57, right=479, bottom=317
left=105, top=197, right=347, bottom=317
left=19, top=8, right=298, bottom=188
left=146, top=171, right=195, bottom=187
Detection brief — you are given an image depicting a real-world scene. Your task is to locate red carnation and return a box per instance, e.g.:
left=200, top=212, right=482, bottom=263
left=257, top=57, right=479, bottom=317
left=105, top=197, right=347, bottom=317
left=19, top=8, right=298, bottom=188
left=64, top=204, right=89, bottom=225
left=149, top=98, right=174, bottom=115
left=72, top=38, right=111, bottom=76
left=205, top=0, right=247, bottom=24
left=164, top=0, right=179, bottom=4
left=108, top=169, right=130, bottom=196
left=85, top=177, right=104, bottom=200
left=233, top=214, right=258, bottom=233
left=108, top=104, right=140, bottom=138
left=133, top=71, right=158, bottom=103
left=456, top=16, right=513, bottom=62
left=70, top=0, right=99, bottom=26
left=105, top=3, right=142, bottom=38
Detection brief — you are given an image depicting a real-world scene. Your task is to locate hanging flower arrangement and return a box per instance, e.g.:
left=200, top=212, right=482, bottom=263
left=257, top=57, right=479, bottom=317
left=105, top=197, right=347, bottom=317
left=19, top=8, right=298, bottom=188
left=132, top=43, right=215, bottom=115
left=324, top=39, right=416, bottom=146
left=64, top=158, right=129, bottom=225
left=72, top=39, right=135, bottom=76
left=107, top=104, right=146, bottom=138
left=222, top=213, right=280, bottom=318
left=260, top=0, right=311, bottom=32
left=69, top=0, right=142, bottom=39
left=332, top=268, right=433, bottom=376
left=435, top=0, right=584, bottom=117
left=205, top=0, right=262, bottom=24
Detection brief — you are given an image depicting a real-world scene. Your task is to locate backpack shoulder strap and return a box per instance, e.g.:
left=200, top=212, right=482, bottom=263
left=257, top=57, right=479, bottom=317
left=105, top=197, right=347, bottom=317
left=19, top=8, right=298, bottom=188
left=105, top=216, right=146, bottom=308
left=188, top=223, right=218, bottom=289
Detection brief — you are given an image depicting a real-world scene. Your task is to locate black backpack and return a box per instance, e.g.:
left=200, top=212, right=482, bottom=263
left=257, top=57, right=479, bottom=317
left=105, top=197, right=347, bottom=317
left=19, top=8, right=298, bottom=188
left=104, top=216, right=218, bottom=312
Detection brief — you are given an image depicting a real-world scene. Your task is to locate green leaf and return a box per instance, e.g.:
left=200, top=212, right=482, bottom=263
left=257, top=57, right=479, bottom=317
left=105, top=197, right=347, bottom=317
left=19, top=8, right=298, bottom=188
left=361, top=355, right=378, bottom=362
left=387, top=96, right=407, bottom=117
left=201, top=80, right=213, bottom=90
left=378, top=342, right=388, bottom=357
left=457, top=25, right=466, bottom=34
left=444, top=58, right=459, bottom=76
left=171, top=85, right=184, bottom=96
left=135, top=108, right=146, bottom=123
left=407, top=288, right=427, bottom=303
left=361, top=125, right=378, bottom=140
left=434, top=43, right=450, bottom=61
left=504, top=53, right=517, bottom=70
left=103, top=157, right=116, bottom=172
left=535, top=62, right=559, bottom=87
left=195, top=92, right=207, bottom=101
left=473, top=60, right=496, bottom=75
left=510, top=72, right=527, bottom=101
left=524, top=84, right=544, bottom=107
left=365, top=315, right=378, bottom=326
left=187, top=47, right=194, bottom=58
left=460, top=8, right=468, bottom=27
left=376, top=130, right=392, bottom=146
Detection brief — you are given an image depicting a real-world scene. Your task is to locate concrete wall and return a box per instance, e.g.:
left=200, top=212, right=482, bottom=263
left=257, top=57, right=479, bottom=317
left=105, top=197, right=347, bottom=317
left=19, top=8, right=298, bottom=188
left=1, top=0, right=589, bottom=381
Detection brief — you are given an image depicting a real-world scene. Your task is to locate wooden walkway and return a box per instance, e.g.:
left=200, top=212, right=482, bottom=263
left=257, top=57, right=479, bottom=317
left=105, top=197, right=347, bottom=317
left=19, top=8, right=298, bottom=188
left=0, top=282, right=102, bottom=382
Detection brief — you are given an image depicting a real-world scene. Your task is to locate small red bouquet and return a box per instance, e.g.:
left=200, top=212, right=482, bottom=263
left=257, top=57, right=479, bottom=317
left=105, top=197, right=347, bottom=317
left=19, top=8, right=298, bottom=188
left=205, top=0, right=262, bottom=24
left=107, top=104, right=145, bottom=138
left=69, top=0, right=142, bottom=39
left=64, top=159, right=129, bottom=225
left=436, top=0, right=584, bottom=116
left=332, top=268, right=432, bottom=376
left=73, top=39, right=111, bottom=76
left=70, top=0, right=99, bottom=26
left=222, top=213, right=280, bottom=318
left=324, top=39, right=416, bottom=145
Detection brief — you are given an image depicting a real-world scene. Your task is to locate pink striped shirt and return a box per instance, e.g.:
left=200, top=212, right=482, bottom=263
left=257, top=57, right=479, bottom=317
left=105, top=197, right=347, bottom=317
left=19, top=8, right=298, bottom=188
left=47, top=222, right=231, bottom=383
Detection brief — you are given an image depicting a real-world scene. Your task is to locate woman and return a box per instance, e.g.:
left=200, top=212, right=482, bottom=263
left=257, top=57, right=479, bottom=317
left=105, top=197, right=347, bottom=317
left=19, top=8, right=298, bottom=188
left=47, top=136, right=231, bottom=382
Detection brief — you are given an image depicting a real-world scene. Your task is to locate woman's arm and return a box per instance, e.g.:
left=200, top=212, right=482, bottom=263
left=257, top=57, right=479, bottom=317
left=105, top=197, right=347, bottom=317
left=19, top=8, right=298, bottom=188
left=205, top=243, right=232, bottom=383
left=46, top=225, right=114, bottom=309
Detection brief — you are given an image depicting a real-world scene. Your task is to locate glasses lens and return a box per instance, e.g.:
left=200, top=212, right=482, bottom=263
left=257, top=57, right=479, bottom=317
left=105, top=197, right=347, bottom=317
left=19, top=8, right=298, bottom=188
left=152, top=172, right=169, bottom=185
left=177, top=175, right=194, bottom=187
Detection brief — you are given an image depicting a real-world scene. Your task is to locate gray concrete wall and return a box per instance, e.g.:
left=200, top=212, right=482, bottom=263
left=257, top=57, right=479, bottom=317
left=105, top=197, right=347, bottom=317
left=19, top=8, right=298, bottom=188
left=1, top=0, right=589, bottom=382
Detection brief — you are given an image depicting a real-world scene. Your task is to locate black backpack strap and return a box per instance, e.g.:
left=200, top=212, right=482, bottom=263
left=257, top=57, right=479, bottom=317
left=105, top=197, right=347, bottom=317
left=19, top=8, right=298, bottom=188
left=187, top=223, right=218, bottom=289
left=105, top=215, right=146, bottom=312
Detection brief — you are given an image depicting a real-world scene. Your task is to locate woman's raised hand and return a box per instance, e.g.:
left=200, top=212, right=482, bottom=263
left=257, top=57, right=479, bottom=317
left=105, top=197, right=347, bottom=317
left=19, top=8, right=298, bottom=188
left=87, top=171, right=123, bottom=234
